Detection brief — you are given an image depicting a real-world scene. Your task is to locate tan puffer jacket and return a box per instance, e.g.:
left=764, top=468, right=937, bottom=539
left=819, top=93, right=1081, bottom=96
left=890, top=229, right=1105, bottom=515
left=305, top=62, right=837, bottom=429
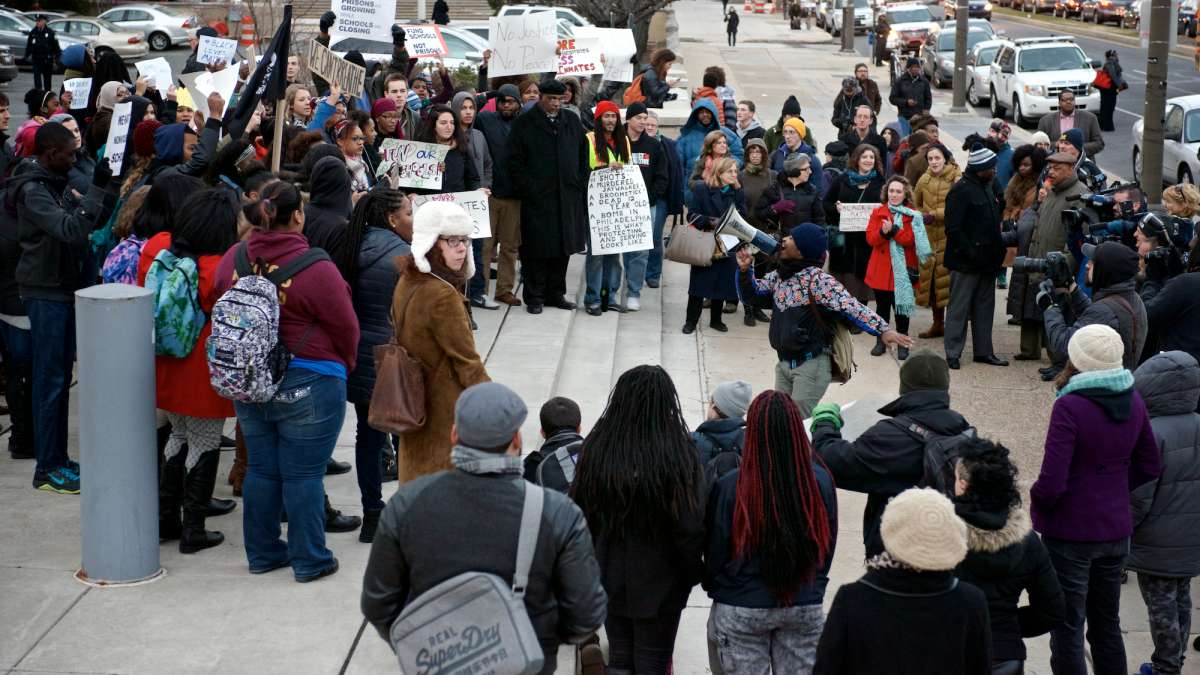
left=914, top=163, right=962, bottom=309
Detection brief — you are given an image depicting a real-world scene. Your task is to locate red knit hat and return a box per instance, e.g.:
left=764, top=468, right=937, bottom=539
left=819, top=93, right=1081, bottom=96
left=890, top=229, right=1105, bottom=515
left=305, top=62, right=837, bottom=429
left=132, top=119, right=163, bottom=158
left=593, top=100, right=620, bottom=122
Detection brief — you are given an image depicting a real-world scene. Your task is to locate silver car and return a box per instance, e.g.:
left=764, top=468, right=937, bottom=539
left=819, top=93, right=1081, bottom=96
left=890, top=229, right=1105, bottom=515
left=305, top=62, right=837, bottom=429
left=966, top=39, right=1010, bottom=106
left=0, top=9, right=88, bottom=70
left=98, top=4, right=198, bottom=51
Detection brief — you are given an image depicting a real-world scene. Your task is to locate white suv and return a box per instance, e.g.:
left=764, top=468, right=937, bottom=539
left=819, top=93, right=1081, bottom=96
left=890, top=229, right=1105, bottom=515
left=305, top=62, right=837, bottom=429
left=496, top=5, right=592, bottom=28
left=988, top=37, right=1100, bottom=127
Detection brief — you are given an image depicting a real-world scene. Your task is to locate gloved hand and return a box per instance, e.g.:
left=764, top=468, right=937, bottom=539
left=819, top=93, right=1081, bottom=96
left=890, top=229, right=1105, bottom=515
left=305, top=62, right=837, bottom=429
left=921, top=212, right=935, bottom=223
left=1144, top=249, right=1170, bottom=283
left=91, top=157, right=113, bottom=188
left=772, top=199, right=796, bottom=215
left=1035, top=278, right=1057, bottom=312
left=391, top=24, right=406, bottom=46
left=810, top=403, right=843, bottom=431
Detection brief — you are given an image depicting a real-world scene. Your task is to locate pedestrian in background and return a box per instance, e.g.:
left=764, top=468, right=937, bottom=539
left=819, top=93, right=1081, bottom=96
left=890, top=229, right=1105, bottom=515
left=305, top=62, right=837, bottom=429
left=1095, top=50, right=1126, bottom=133
left=726, top=9, right=740, bottom=47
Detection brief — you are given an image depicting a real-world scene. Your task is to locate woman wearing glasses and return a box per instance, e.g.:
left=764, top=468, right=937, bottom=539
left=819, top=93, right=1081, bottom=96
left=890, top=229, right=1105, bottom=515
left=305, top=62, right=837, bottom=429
left=390, top=202, right=490, bottom=483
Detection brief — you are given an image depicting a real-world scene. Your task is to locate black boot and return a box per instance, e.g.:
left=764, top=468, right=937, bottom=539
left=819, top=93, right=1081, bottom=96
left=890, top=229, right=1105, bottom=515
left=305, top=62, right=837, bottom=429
left=752, top=307, right=770, bottom=322
left=206, top=498, right=237, bottom=517
left=870, top=337, right=886, bottom=356
left=743, top=306, right=756, bottom=327
left=325, top=495, right=361, bottom=532
left=359, top=509, right=382, bottom=543
left=158, top=448, right=186, bottom=541
left=180, top=450, right=225, bottom=553
left=6, top=366, right=34, bottom=459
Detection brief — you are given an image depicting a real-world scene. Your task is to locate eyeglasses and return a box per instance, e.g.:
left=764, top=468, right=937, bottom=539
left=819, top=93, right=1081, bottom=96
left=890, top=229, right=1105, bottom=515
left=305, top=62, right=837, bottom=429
left=350, top=135, right=365, bottom=142
left=439, top=236, right=470, bottom=248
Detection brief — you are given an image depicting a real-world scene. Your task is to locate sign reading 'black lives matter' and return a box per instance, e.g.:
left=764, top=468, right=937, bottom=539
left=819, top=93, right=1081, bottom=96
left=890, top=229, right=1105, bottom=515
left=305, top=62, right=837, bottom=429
left=587, top=165, right=652, bottom=255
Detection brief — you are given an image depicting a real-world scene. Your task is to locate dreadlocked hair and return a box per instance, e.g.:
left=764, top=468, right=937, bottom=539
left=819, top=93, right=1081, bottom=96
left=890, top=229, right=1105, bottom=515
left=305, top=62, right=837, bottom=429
left=345, top=187, right=407, bottom=289
left=571, top=365, right=702, bottom=540
left=732, top=390, right=832, bottom=601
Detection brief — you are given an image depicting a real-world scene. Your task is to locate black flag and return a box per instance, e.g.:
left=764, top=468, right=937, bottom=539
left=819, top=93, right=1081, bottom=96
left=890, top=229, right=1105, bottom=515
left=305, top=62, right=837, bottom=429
left=223, top=3, right=291, bottom=140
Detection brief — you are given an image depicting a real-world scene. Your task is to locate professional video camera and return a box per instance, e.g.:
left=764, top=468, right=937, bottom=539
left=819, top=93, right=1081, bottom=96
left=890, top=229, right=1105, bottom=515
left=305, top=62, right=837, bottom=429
left=1062, top=182, right=1146, bottom=246
left=1012, top=251, right=1073, bottom=288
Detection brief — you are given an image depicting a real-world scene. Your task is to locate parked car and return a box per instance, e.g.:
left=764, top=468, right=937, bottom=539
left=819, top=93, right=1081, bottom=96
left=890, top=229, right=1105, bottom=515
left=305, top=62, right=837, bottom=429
left=1019, top=0, right=1057, bottom=12
left=880, top=2, right=939, bottom=55
left=0, top=9, right=87, bottom=70
left=966, top=38, right=1010, bottom=105
left=825, top=0, right=872, bottom=36
left=97, top=4, right=198, bottom=51
left=938, top=18, right=997, bottom=37
left=921, top=25, right=991, bottom=88
left=1133, top=95, right=1200, bottom=186
left=495, top=4, right=592, bottom=28
left=944, top=0, right=993, bottom=20
left=1052, top=0, right=1083, bottom=18
left=22, top=10, right=68, bottom=21
left=48, top=18, right=148, bottom=61
left=331, top=25, right=486, bottom=71
left=989, top=36, right=1100, bottom=127
left=0, top=45, right=17, bottom=83
left=1080, top=0, right=1135, bottom=24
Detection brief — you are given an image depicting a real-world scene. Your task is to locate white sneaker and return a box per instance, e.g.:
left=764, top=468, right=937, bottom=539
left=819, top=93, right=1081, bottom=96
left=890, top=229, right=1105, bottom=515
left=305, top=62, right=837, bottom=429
left=625, top=296, right=640, bottom=311
left=471, top=295, right=500, bottom=310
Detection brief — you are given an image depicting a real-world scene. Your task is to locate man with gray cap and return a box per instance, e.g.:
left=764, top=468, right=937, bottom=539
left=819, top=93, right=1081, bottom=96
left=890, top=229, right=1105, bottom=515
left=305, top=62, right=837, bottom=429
left=361, top=382, right=607, bottom=672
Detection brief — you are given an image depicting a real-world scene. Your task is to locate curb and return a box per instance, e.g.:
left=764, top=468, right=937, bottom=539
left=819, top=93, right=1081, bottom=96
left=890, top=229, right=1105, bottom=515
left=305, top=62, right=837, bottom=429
left=993, top=8, right=1195, bottom=60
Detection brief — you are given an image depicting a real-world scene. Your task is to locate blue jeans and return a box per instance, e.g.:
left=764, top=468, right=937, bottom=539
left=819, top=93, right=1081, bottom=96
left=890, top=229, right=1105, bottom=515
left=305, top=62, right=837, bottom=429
left=1044, top=536, right=1129, bottom=675
left=646, top=201, right=668, bottom=283
left=0, top=320, right=32, bottom=365
left=236, top=369, right=346, bottom=580
left=469, top=238, right=486, bottom=298
left=353, top=400, right=385, bottom=513
left=26, top=299, right=74, bottom=474
left=623, top=250, right=649, bottom=298
left=584, top=253, right=623, bottom=306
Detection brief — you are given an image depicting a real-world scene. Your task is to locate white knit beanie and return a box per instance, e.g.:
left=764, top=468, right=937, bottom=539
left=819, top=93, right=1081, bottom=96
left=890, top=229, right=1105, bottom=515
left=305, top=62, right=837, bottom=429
left=410, top=201, right=476, bottom=279
left=880, top=488, right=968, bottom=572
left=1068, top=324, right=1124, bottom=373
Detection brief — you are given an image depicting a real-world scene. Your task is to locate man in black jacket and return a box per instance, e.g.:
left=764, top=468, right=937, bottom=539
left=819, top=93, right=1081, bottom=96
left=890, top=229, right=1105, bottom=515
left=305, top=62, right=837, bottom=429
left=838, top=105, right=887, bottom=165
left=624, top=102, right=669, bottom=311
left=476, top=84, right=523, bottom=306
left=943, top=144, right=1008, bottom=370
left=361, top=383, right=607, bottom=671
left=888, top=58, right=932, bottom=134
left=810, top=349, right=971, bottom=557
left=831, top=78, right=871, bottom=135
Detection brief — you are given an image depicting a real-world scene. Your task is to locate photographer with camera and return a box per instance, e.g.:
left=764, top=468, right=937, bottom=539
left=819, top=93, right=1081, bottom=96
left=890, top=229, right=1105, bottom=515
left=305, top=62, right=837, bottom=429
left=1139, top=217, right=1200, bottom=379
left=1042, top=241, right=1147, bottom=375
left=1067, top=185, right=1148, bottom=294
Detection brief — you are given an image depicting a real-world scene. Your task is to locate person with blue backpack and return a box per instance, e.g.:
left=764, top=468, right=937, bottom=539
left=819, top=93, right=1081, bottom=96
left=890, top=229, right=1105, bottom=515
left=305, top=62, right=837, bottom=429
left=693, top=380, right=750, bottom=481
left=138, top=188, right=238, bottom=553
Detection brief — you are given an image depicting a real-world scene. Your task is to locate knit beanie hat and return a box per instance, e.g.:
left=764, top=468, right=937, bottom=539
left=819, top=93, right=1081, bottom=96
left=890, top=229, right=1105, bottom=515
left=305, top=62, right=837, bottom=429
left=371, top=97, right=397, bottom=118
left=626, top=101, right=649, bottom=119
left=410, top=201, right=476, bottom=279
left=497, top=83, right=520, bottom=103
left=1030, top=131, right=1051, bottom=146
left=781, top=95, right=801, bottom=116
left=881, top=488, right=968, bottom=571
left=789, top=222, right=828, bottom=261
left=1061, top=128, right=1084, bottom=153
left=1068, top=324, right=1124, bottom=373
left=783, top=117, right=807, bottom=143
left=967, top=142, right=997, bottom=171
left=899, top=349, right=950, bottom=394
left=712, top=380, right=752, bottom=418
left=593, top=100, right=620, bottom=122
left=132, top=119, right=163, bottom=158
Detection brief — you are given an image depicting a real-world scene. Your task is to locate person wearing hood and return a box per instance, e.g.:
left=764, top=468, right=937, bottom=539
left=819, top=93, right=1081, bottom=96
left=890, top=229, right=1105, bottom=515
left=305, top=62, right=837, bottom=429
left=183, top=26, right=220, bottom=75
left=1129, top=351, right=1200, bottom=675
left=952, top=437, right=1065, bottom=674
left=47, top=113, right=94, bottom=204
left=1037, top=89, right=1104, bottom=157
left=452, top=91, right=497, bottom=310
left=692, top=380, right=750, bottom=471
left=889, top=58, right=932, bottom=135
left=1142, top=237, right=1200, bottom=379
left=13, top=122, right=115, bottom=495
left=1043, top=240, right=1148, bottom=371
left=769, top=118, right=824, bottom=195
left=1032, top=324, right=1161, bottom=675
left=734, top=100, right=764, bottom=150
left=831, top=77, right=870, bottom=135
left=475, top=83, right=523, bottom=306
left=763, top=95, right=816, bottom=154
left=147, top=92, right=224, bottom=185
left=558, top=76, right=594, bottom=132
left=838, top=105, right=888, bottom=168
left=678, top=99, right=743, bottom=204
left=814, top=488, right=993, bottom=675
left=737, top=223, right=908, bottom=418
left=86, top=80, right=129, bottom=158
left=303, top=154, right=355, bottom=280
left=59, top=44, right=91, bottom=89
left=809, top=348, right=964, bottom=556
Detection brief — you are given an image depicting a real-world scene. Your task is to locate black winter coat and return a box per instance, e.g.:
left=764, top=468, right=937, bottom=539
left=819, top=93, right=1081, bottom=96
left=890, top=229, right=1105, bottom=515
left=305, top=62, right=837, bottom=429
left=889, top=72, right=933, bottom=121
left=661, top=135, right=686, bottom=217
left=476, top=109, right=518, bottom=198
left=688, top=182, right=744, bottom=301
left=1142, top=271, right=1200, bottom=369
left=831, top=92, right=871, bottom=134
left=944, top=170, right=1005, bottom=275
left=302, top=156, right=354, bottom=280
left=811, top=389, right=971, bottom=557
left=408, top=145, right=479, bottom=196
left=955, top=506, right=1065, bottom=661
left=838, top=129, right=888, bottom=169
left=1044, top=280, right=1148, bottom=370
left=507, top=106, right=590, bottom=258
left=347, top=228, right=409, bottom=404
left=630, top=132, right=669, bottom=206
left=814, top=567, right=992, bottom=675
left=824, top=172, right=885, bottom=279
left=25, top=26, right=59, bottom=63
left=755, top=173, right=825, bottom=232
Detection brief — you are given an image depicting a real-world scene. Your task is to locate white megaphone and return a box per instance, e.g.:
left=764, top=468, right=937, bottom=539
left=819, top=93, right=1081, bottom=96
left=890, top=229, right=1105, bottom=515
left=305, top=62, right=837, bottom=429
left=715, top=205, right=779, bottom=255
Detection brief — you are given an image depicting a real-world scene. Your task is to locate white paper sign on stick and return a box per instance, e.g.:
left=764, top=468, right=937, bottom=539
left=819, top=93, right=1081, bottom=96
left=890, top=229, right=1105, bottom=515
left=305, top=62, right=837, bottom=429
left=63, top=78, right=92, bottom=109
left=487, top=13, right=557, bottom=78
left=377, top=139, right=448, bottom=190
left=104, top=101, right=133, bottom=174
left=134, top=57, right=173, bottom=91
left=837, top=202, right=881, bottom=233
left=587, top=165, right=653, bottom=255
left=196, top=36, right=238, bottom=65
left=557, top=37, right=603, bottom=76
left=330, top=0, right=396, bottom=42
left=401, top=25, right=449, bottom=57
left=574, top=27, right=637, bottom=82
left=411, top=191, right=491, bottom=239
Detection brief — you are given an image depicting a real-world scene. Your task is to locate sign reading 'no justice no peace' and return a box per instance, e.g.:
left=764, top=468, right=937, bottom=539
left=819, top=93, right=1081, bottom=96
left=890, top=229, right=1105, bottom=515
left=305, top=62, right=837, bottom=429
left=588, top=165, right=652, bottom=255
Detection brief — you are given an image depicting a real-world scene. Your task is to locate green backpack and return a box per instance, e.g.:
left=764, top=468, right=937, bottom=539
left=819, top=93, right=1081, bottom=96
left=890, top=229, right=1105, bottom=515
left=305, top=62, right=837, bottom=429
left=145, top=248, right=205, bottom=358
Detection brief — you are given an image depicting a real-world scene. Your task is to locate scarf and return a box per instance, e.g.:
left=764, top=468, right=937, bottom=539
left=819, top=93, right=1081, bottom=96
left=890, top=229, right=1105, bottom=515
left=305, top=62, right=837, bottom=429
left=450, top=444, right=523, bottom=475
left=846, top=169, right=877, bottom=187
left=1056, top=368, right=1134, bottom=399
left=886, top=203, right=933, bottom=317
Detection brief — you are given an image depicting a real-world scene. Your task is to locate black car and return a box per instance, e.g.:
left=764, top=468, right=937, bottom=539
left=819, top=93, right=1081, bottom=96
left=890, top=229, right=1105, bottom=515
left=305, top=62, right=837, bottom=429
left=1053, top=0, right=1084, bottom=18
left=1080, top=0, right=1136, bottom=25
left=944, top=0, right=993, bottom=20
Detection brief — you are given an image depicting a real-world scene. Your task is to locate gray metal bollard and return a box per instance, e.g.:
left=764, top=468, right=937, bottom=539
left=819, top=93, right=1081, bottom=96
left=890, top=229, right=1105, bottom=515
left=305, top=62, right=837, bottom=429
left=74, top=283, right=163, bottom=586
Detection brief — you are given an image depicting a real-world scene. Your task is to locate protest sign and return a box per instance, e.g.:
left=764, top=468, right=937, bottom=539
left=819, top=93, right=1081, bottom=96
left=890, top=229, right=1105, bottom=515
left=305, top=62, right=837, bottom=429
left=104, top=101, right=133, bottom=174
left=401, top=25, right=449, bottom=57
left=411, top=191, right=491, bottom=239
left=196, top=35, right=238, bottom=65
left=330, top=0, right=395, bottom=42
left=308, top=40, right=367, bottom=97
left=557, top=37, right=602, bottom=76
left=487, top=13, right=556, bottom=78
left=62, top=78, right=91, bottom=109
left=574, top=27, right=637, bottom=82
left=192, top=65, right=238, bottom=108
left=134, top=57, right=172, bottom=91
left=377, top=139, right=447, bottom=190
left=838, top=202, right=880, bottom=232
left=587, top=165, right=652, bottom=255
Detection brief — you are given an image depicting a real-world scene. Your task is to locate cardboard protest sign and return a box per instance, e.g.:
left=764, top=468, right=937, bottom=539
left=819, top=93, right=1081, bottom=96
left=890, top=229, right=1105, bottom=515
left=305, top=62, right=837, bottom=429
left=377, top=139, right=448, bottom=190
left=838, top=202, right=880, bottom=233
left=134, top=57, right=173, bottom=91
left=330, top=0, right=395, bottom=42
left=104, top=101, right=133, bottom=174
left=62, top=78, right=91, bottom=109
left=557, top=37, right=603, bottom=76
left=574, top=27, right=637, bottom=82
left=411, top=191, right=491, bottom=239
left=587, top=165, right=653, bottom=255
left=401, top=25, right=449, bottom=57
left=196, top=36, right=238, bottom=66
left=487, top=13, right=556, bottom=78
left=308, top=40, right=367, bottom=97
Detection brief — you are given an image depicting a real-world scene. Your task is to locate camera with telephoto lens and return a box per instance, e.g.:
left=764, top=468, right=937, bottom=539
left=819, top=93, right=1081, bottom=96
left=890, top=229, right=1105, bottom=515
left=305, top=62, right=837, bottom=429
left=1012, top=251, right=1073, bottom=288
left=1061, top=182, right=1144, bottom=238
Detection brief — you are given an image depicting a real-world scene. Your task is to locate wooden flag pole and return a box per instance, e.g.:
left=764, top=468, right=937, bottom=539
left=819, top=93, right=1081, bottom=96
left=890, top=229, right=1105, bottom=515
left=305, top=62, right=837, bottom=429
left=271, top=98, right=285, bottom=173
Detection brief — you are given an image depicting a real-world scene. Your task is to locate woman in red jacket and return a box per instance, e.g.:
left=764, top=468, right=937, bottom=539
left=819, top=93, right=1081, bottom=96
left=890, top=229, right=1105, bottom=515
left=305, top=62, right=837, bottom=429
left=137, top=189, right=238, bottom=555
left=865, top=175, right=931, bottom=361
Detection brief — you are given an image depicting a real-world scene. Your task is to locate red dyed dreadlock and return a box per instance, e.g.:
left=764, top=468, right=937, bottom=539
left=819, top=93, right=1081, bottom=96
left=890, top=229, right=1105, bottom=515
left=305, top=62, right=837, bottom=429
left=732, top=390, right=833, bottom=602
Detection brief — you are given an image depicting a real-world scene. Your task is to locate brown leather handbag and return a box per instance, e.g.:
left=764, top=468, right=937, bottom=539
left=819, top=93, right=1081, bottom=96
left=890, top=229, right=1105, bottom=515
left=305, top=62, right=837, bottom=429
left=368, top=286, right=427, bottom=434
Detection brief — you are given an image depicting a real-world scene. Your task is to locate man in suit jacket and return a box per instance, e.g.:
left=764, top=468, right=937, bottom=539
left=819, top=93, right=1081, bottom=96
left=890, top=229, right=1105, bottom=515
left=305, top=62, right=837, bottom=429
left=1037, top=90, right=1104, bottom=157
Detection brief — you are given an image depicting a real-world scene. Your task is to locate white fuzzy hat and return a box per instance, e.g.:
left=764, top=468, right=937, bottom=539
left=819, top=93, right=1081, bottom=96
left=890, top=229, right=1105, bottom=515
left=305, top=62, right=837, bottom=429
left=880, top=488, right=968, bottom=571
left=1068, top=324, right=1124, bottom=373
left=411, top=201, right=475, bottom=279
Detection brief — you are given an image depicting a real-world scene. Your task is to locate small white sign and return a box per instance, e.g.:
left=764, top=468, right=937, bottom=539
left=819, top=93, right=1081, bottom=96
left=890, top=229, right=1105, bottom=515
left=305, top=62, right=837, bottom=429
left=573, top=27, right=637, bottom=82
left=838, top=202, right=881, bottom=233
left=134, top=57, right=173, bottom=91
left=104, top=101, right=133, bottom=174
left=411, top=190, right=491, bottom=239
left=196, top=35, right=238, bottom=66
left=401, top=25, right=449, bottom=57
left=62, top=77, right=92, bottom=109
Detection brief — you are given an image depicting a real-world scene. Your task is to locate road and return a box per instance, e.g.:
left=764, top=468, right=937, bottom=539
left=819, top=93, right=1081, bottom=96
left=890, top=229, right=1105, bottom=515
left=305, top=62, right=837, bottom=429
left=849, top=10, right=1199, bottom=183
